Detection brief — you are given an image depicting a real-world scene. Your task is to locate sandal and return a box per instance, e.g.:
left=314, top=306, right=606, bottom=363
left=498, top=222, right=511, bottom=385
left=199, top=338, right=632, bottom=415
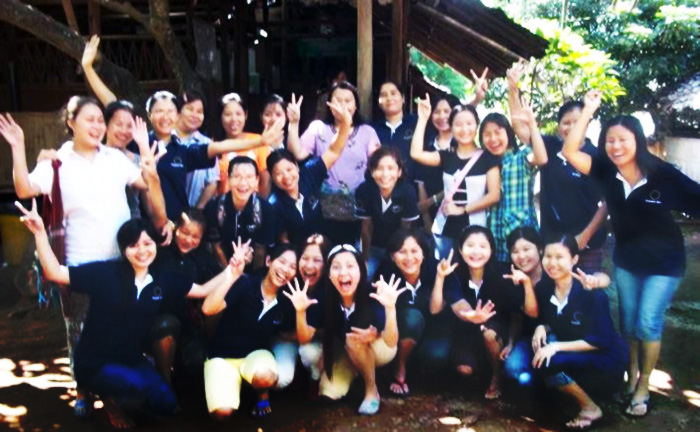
left=389, top=379, right=410, bottom=398
left=102, top=398, right=135, bottom=430
left=358, top=397, right=380, bottom=416
left=251, top=395, right=272, bottom=418
left=73, top=393, right=93, bottom=418
left=565, top=408, right=602, bottom=430
left=625, top=397, right=650, bottom=418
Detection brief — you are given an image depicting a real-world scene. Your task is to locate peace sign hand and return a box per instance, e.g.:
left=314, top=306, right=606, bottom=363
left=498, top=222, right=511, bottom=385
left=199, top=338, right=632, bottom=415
left=415, top=93, right=432, bottom=121
left=0, top=114, right=25, bottom=150
left=15, top=199, right=45, bottom=236
left=437, top=249, right=458, bottom=279
left=284, top=278, right=318, bottom=312
left=503, top=264, right=531, bottom=287
left=370, top=274, right=406, bottom=308
left=470, top=67, right=489, bottom=102
left=287, top=93, right=304, bottom=124
left=229, top=236, right=251, bottom=276
left=571, top=268, right=601, bottom=290
left=506, top=60, right=526, bottom=89
left=327, top=97, right=352, bottom=128
left=139, top=139, right=166, bottom=181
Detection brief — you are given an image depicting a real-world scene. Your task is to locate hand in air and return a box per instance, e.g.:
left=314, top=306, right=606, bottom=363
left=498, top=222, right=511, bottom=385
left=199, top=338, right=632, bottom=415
left=15, top=199, right=45, bottom=236
left=229, top=236, right=251, bottom=276
left=437, top=249, right=458, bottom=279
left=583, top=89, right=602, bottom=113
left=470, top=67, right=490, bottom=102
left=370, top=274, right=406, bottom=308
left=284, top=278, right=318, bottom=312
left=459, top=299, right=496, bottom=324
left=503, top=264, right=532, bottom=287
left=572, top=268, right=601, bottom=290
left=286, top=93, right=304, bottom=124
left=81, top=35, right=101, bottom=69
left=0, top=114, right=25, bottom=149
left=415, top=93, right=432, bottom=121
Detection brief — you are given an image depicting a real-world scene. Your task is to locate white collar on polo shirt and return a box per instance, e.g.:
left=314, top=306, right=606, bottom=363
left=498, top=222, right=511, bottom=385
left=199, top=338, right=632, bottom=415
left=135, top=274, right=154, bottom=300
left=381, top=196, right=393, bottom=213
left=295, top=193, right=305, bottom=217
left=405, top=279, right=421, bottom=304
left=550, top=294, right=569, bottom=315
left=616, top=172, right=648, bottom=199
left=468, top=279, right=482, bottom=299
left=340, top=303, right=356, bottom=320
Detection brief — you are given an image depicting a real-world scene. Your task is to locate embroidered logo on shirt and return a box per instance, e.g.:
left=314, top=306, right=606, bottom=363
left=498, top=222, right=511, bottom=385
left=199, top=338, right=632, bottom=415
left=152, top=286, right=163, bottom=301
left=391, top=204, right=402, bottom=214
left=171, top=156, right=184, bottom=168
left=308, top=195, right=319, bottom=209
left=645, top=189, right=662, bottom=204
left=571, top=311, right=582, bottom=326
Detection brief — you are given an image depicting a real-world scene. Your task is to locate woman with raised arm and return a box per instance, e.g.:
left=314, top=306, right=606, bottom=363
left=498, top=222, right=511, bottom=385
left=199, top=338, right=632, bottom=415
left=288, top=81, right=380, bottom=245
left=410, top=96, right=501, bottom=259
left=285, top=244, right=405, bottom=415
left=16, top=201, right=243, bottom=429
left=267, top=94, right=351, bottom=245
left=562, top=89, right=700, bottom=418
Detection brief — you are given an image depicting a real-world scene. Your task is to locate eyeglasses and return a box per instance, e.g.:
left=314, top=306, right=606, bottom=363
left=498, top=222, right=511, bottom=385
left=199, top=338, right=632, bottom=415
left=221, top=92, right=243, bottom=105
left=329, top=244, right=358, bottom=256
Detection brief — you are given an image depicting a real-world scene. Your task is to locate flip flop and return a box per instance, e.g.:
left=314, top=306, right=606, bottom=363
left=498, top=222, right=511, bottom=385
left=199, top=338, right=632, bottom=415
left=358, top=397, right=380, bottom=416
left=625, top=397, right=650, bottom=418
left=565, top=409, right=603, bottom=430
left=250, top=396, right=272, bottom=419
left=389, top=379, right=410, bottom=398
left=74, top=394, right=93, bottom=418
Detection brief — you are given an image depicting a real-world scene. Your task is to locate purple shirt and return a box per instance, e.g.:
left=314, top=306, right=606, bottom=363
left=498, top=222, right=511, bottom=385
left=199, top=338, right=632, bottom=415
left=300, top=120, right=379, bottom=191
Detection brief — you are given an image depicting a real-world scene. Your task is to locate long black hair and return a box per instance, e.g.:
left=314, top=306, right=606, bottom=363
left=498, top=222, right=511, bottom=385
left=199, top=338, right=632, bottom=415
left=323, top=81, right=364, bottom=127
left=448, top=104, right=480, bottom=150
left=454, top=225, right=499, bottom=284
left=597, top=115, right=657, bottom=176
left=321, top=245, right=369, bottom=379
left=479, top=112, right=518, bottom=153
left=116, top=219, right=158, bottom=309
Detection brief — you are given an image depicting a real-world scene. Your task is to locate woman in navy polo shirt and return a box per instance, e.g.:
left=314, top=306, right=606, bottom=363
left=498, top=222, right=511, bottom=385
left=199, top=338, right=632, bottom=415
left=202, top=242, right=298, bottom=419
left=203, top=156, right=276, bottom=270
left=285, top=244, right=405, bottom=415
left=267, top=95, right=351, bottom=245
left=17, top=204, right=242, bottom=429
left=530, top=234, right=626, bottom=429
left=411, top=98, right=502, bottom=259
left=355, top=146, right=420, bottom=277
left=374, top=229, right=453, bottom=397
left=562, top=90, right=700, bottom=417
left=431, top=226, right=537, bottom=400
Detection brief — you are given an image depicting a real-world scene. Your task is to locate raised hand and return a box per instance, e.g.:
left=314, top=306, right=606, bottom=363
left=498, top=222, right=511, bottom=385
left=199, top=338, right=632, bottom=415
left=15, top=199, right=45, bottom=235
left=160, top=222, right=174, bottom=246
left=346, top=325, right=378, bottom=344
left=229, top=236, right=251, bottom=276
left=261, top=117, right=285, bottom=148
left=287, top=93, right=304, bottom=124
left=0, top=114, right=25, bottom=149
left=140, top=140, right=166, bottom=181
left=531, top=325, right=547, bottom=353
left=370, top=274, right=406, bottom=308
left=81, top=35, right=101, bottom=69
left=503, top=264, right=532, bottom=287
left=437, top=249, right=458, bottom=279
left=327, top=97, right=352, bottom=128
left=510, top=97, right=537, bottom=127
left=459, top=299, right=496, bottom=324
left=571, top=268, right=601, bottom=290
left=506, top=60, right=526, bottom=89
left=132, top=117, right=150, bottom=155
left=283, top=278, right=318, bottom=312
left=582, top=89, right=602, bottom=113
left=470, top=67, right=489, bottom=102
left=415, top=93, right=432, bottom=121
left=532, top=342, right=558, bottom=368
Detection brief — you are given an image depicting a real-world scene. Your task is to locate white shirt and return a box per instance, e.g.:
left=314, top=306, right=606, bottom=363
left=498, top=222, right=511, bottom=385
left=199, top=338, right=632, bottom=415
left=28, top=142, right=142, bottom=266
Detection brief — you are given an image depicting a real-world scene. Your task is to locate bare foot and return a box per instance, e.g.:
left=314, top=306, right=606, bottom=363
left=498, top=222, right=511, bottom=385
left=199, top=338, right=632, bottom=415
left=566, top=406, right=602, bottom=429
left=484, top=378, right=501, bottom=400
left=102, top=398, right=134, bottom=430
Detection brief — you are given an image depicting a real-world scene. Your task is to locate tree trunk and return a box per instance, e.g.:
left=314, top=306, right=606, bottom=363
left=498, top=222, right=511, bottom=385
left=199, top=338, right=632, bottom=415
left=0, top=0, right=144, bottom=108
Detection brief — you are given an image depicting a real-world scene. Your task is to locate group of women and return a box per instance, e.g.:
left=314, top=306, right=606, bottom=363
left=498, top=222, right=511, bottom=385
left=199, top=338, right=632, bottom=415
left=1, top=37, right=699, bottom=430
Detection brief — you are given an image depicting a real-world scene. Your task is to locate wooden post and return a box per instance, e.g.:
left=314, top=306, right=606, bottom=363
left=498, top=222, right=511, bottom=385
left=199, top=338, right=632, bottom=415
left=357, top=0, right=372, bottom=121
left=218, top=0, right=231, bottom=90
left=390, top=0, right=408, bottom=86
left=234, top=0, right=249, bottom=99
left=88, top=0, right=101, bottom=35
left=61, top=0, right=80, bottom=34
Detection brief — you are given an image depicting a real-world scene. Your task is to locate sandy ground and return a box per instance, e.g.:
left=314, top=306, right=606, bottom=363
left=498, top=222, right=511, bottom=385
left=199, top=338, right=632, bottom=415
left=1, top=230, right=699, bottom=431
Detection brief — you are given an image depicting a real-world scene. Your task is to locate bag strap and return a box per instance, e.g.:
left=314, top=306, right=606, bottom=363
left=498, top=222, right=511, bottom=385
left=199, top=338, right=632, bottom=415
left=445, top=150, right=483, bottom=201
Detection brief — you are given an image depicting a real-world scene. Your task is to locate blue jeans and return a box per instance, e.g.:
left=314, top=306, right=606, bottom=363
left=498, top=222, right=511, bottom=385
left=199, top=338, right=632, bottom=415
left=82, top=361, right=177, bottom=416
left=433, top=234, right=454, bottom=261
left=367, top=246, right=386, bottom=280
left=615, top=267, right=682, bottom=341
left=504, top=339, right=534, bottom=385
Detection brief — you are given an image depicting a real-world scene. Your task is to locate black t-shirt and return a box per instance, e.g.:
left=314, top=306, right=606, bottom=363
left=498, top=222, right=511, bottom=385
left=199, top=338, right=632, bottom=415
left=208, top=274, right=292, bottom=358
left=153, top=132, right=215, bottom=221
left=203, top=193, right=276, bottom=259
left=540, top=135, right=605, bottom=249
left=354, top=178, right=419, bottom=248
left=438, top=149, right=500, bottom=238
left=590, top=155, right=700, bottom=276
left=372, top=114, right=418, bottom=181
left=307, top=288, right=386, bottom=344
left=269, top=157, right=328, bottom=245
left=69, top=260, right=193, bottom=381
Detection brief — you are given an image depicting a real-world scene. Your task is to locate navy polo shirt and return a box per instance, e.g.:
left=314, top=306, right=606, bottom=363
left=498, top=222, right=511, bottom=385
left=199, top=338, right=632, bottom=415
left=443, top=269, right=521, bottom=330
left=69, top=260, right=193, bottom=381
left=540, top=135, right=605, bottom=249
left=535, top=279, right=622, bottom=351
left=208, top=274, right=292, bottom=358
left=590, top=155, right=700, bottom=276
left=354, top=179, right=419, bottom=248
left=268, top=157, right=328, bottom=245
left=153, top=131, right=214, bottom=221
left=374, top=258, right=442, bottom=318
left=372, top=114, right=418, bottom=180
left=203, top=193, right=276, bottom=260
left=415, top=131, right=446, bottom=196
left=307, top=290, right=386, bottom=343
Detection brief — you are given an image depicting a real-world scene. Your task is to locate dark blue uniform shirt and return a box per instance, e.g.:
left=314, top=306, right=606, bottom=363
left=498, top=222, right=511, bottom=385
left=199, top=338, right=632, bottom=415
left=372, top=114, right=418, bottom=180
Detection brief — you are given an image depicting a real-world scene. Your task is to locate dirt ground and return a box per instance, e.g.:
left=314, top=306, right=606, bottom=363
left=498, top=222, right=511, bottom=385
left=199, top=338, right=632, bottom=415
left=1, top=229, right=699, bottom=432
